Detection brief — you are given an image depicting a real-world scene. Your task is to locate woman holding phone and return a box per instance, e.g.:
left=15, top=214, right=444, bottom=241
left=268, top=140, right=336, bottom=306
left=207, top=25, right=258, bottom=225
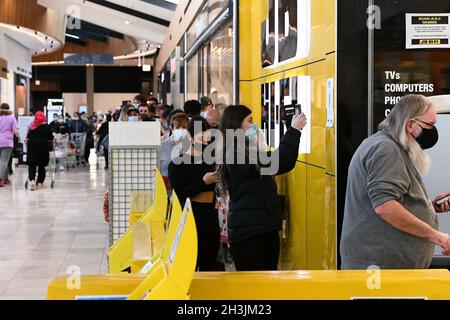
left=217, top=105, right=307, bottom=271
left=168, top=116, right=220, bottom=271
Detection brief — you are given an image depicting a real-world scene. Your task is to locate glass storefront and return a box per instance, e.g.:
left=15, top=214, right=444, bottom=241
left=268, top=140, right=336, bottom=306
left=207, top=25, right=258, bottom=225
left=185, top=22, right=233, bottom=106
left=186, top=51, right=199, bottom=101
left=172, top=0, right=232, bottom=108
left=209, top=25, right=233, bottom=109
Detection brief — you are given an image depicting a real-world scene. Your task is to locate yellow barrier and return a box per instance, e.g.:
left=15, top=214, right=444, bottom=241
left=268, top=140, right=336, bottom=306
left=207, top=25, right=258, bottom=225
left=48, top=198, right=198, bottom=300
left=129, top=190, right=154, bottom=224
left=128, top=199, right=197, bottom=300
left=131, top=192, right=183, bottom=273
left=108, top=170, right=168, bottom=274
left=48, top=269, right=450, bottom=300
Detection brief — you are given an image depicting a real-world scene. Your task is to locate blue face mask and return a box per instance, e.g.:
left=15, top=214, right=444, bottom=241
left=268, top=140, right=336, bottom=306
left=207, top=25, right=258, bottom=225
left=245, top=123, right=259, bottom=139
left=128, top=116, right=138, bottom=123
left=172, top=129, right=188, bottom=141
left=200, top=111, right=206, bottom=118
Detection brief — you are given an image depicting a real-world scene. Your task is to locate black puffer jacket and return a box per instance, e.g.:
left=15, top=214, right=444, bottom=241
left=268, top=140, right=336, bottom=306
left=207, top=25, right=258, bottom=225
left=226, top=127, right=301, bottom=243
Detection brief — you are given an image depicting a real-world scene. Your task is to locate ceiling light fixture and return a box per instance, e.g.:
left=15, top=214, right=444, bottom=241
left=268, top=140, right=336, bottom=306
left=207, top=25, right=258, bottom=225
left=65, top=33, right=80, bottom=40
left=142, top=55, right=151, bottom=72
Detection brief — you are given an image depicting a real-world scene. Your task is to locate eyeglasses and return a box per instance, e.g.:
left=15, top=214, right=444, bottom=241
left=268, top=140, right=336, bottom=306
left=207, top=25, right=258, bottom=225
left=413, top=118, right=435, bottom=129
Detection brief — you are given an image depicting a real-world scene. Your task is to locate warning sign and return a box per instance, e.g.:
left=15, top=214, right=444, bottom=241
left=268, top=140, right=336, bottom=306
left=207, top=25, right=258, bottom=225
left=406, top=13, right=450, bottom=49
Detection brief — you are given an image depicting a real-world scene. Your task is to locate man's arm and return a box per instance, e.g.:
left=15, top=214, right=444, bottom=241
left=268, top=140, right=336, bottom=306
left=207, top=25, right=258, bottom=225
left=375, top=199, right=450, bottom=254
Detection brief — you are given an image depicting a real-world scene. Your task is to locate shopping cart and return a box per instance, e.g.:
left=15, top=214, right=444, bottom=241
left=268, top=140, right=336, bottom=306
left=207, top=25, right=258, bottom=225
left=24, top=139, right=57, bottom=189
left=70, top=133, right=87, bottom=167
left=53, top=134, right=76, bottom=170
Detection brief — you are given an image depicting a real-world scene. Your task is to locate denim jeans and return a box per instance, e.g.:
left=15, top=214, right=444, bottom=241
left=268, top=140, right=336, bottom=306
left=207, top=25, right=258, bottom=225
left=0, top=147, right=13, bottom=180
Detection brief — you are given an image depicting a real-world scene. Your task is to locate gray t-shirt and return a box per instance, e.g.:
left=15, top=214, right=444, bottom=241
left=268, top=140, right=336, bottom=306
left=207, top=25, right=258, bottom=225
left=160, top=139, right=176, bottom=177
left=340, top=130, right=438, bottom=269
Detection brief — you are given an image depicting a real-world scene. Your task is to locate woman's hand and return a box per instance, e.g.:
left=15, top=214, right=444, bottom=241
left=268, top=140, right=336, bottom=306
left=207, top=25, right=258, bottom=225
left=291, top=113, right=307, bottom=131
left=203, top=171, right=218, bottom=185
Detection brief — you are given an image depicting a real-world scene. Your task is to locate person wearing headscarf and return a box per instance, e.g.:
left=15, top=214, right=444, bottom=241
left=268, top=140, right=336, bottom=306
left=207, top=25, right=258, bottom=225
left=26, top=111, right=54, bottom=190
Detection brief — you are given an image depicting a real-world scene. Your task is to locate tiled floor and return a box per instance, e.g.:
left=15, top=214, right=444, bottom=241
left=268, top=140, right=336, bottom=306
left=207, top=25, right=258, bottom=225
left=0, top=163, right=109, bottom=300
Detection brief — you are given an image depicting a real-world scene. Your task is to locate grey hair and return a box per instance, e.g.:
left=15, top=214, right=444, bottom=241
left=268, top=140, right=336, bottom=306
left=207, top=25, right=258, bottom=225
left=379, top=94, right=432, bottom=150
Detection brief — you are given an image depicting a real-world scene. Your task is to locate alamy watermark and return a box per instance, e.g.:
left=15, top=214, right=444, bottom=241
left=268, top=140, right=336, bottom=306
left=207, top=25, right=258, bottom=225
left=366, top=265, right=381, bottom=290
left=66, top=5, right=81, bottom=31
left=170, top=122, right=281, bottom=175
left=66, top=265, right=81, bottom=290
left=367, top=5, right=381, bottom=30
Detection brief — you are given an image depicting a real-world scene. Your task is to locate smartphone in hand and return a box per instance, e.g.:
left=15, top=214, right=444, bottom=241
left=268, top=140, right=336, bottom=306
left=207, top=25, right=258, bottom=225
left=435, top=193, right=450, bottom=206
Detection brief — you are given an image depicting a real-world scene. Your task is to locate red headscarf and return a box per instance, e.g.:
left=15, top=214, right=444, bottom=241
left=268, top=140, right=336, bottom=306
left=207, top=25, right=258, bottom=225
left=30, top=111, right=47, bottom=130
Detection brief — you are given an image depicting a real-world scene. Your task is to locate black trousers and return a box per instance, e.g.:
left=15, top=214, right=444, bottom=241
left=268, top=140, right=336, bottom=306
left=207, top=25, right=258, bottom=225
left=28, top=163, right=46, bottom=183
left=191, top=202, right=221, bottom=271
left=104, top=146, right=109, bottom=169
left=231, top=230, right=280, bottom=271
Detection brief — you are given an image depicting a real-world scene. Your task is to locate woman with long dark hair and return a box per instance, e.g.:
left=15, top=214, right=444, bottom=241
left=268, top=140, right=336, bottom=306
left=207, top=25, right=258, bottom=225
left=168, top=116, right=220, bottom=271
left=217, top=105, right=306, bottom=271
left=26, top=111, right=54, bottom=190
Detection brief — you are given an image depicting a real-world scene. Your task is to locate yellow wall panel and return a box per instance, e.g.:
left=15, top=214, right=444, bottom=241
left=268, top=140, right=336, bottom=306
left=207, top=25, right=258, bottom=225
left=239, top=0, right=327, bottom=82
left=238, top=0, right=254, bottom=81
left=326, top=0, right=336, bottom=53
left=239, top=0, right=336, bottom=271
left=279, top=162, right=307, bottom=270
left=306, top=61, right=326, bottom=168
left=307, top=0, right=326, bottom=65
left=324, top=174, right=336, bottom=269
left=326, top=53, right=336, bottom=175
left=306, top=165, right=326, bottom=269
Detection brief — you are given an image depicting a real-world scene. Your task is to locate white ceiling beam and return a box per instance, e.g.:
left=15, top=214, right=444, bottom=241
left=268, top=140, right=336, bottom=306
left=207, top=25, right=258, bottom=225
left=106, top=0, right=174, bottom=20
left=38, top=0, right=168, bottom=43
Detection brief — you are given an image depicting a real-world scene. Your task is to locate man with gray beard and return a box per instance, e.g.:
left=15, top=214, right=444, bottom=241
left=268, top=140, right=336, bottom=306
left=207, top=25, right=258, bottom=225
left=340, top=94, right=450, bottom=269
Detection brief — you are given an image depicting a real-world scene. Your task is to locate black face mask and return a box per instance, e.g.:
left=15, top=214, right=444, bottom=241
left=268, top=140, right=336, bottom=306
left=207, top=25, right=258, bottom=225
left=415, top=126, right=439, bottom=150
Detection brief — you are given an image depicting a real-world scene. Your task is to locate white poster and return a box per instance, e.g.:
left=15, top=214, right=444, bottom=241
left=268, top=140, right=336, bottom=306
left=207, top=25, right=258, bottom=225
left=406, top=13, right=450, bottom=49
left=326, top=78, right=334, bottom=128
left=18, top=116, right=34, bottom=153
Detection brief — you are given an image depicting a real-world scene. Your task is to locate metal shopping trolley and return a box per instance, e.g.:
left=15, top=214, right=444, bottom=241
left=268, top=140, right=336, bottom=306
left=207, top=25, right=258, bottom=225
left=53, top=134, right=76, bottom=170
left=70, top=132, right=87, bottom=167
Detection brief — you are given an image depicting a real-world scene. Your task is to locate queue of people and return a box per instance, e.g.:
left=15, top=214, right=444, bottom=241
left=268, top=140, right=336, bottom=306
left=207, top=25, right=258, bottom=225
left=7, top=91, right=449, bottom=273
left=161, top=93, right=450, bottom=272
left=156, top=97, right=307, bottom=272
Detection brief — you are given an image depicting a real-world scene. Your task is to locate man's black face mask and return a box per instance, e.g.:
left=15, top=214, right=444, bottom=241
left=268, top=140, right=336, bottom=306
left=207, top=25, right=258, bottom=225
left=414, top=119, right=439, bottom=150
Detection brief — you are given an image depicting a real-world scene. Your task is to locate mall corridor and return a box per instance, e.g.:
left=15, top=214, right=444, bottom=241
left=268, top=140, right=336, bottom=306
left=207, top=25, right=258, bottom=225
left=0, top=166, right=109, bottom=300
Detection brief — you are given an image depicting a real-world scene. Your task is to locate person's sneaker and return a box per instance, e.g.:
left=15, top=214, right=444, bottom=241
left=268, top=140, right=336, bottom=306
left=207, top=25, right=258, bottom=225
left=30, top=180, right=36, bottom=191
left=3, top=179, right=11, bottom=185
left=37, top=183, right=46, bottom=189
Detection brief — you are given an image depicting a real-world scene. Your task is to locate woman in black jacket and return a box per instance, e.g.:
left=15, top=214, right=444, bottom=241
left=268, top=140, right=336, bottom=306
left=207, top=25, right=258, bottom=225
left=169, top=117, right=221, bottom=271
left=26, top=111, right=54, bottom=190
left=217, top=105, right=306, bottom=271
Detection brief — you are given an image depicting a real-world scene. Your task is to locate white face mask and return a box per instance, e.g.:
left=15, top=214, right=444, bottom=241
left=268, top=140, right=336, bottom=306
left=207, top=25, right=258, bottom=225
left=172, top=129, right=188, bottom=141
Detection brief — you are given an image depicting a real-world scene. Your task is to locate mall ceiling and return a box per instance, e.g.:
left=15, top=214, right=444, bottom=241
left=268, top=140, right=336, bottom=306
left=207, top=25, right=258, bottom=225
left=0, top=0, right=179, bottom=65
left=38, top=0, right=178, bottom=45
